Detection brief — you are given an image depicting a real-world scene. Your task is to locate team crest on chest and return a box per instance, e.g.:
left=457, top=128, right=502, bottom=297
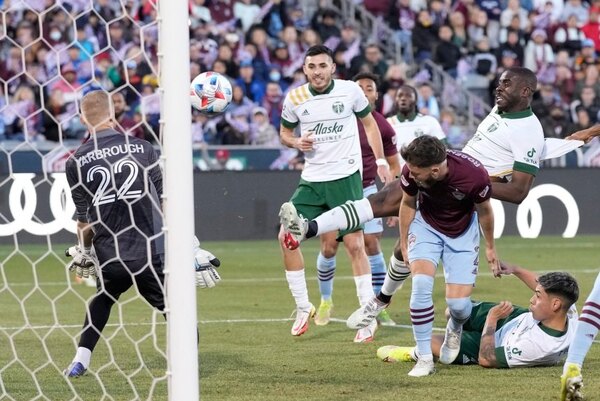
left=451, top=188, right=465, bottom=200
left=332, top=101, right=344, bottom=114
left=486, top=122, right=499, bottom=133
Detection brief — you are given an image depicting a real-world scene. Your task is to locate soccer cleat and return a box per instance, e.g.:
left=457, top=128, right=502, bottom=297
left=560, top=363, right=584, bottom=401
left=439, top=324, right=462, bottom=364
left=354, top=319, right=377, bottom=343
left=346, top=297, right=388, bottom=329
left=279, top=202, right=308, bottom=250
left=290, top=303, right=316, bottom=336
left=407, top=358, right=436, bottom=377
left=377, top=345, right=417, bottom=363
left=63, top=362, right=87, bottom=378
left=314, top=299, right=334, bottom=326
left=377, top=309, right=396, bottom=326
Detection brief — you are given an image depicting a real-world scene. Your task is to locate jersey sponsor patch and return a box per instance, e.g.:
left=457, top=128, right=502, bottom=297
left=479, top=185, right=490, bottom=198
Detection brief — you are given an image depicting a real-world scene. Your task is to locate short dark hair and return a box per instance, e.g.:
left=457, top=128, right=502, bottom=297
left=538, top=272, right=579, bottom=311
left=398, top=84, right=419, bottom=114
left=507, top=66, right=537, bottom=94
left=304, top=45, right=334, bottom=62
left=352, top=72, right=380, bottom=86
left=400, top=135, right=447, bottom=167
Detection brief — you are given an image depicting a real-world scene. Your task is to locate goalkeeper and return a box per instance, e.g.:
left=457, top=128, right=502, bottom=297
left=63, top=91, right=221, bottom=378
left=377, top=261, right=579, bottom=369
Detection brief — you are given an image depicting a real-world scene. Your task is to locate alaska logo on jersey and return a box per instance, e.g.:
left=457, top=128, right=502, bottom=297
left=313, top=122, right=344, bottom=135
left=332, top=101, right=344, bottom=114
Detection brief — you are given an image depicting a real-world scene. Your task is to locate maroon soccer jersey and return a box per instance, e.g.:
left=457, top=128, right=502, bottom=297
left=359, top=111, right=398, bottom=187
left=400, top=150, right=491, bottom=237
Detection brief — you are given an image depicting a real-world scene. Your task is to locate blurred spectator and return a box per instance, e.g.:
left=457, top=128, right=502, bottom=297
left=351, top=43, right=388, bottom=78
left=561, top=0, right=589, bottom=26
left=3, top=85, right=40, bottom=142
left=234, top=0, right=261, bottom=33
left=532, top=0, right=564, bottom=24
left=259, top=0, right=289, bottom=39
left=113, top=92, right=145, bottom=139
left=301, top=28, right=322, bottom=50
left=475, top=0, right=501, bottom=48
left=220, top=107, right=252, bottom=144
left=570, top=86, right=600, bottom=124
left=429, top=0, right=448, bottom=28
left=311, top=8, right=340, bottom=43
left=574, top=39, right=597, bottom=72
left=567, top=107, right=594, bottom=140
left=496, top=29, right=524, bottom=65
left=190, top=0, right=212, bottom=28
left=271, top=41, right=294, bottom=78
left=440, top=108, right=468, bottom=149
left=448, top=11, right=468, bottom=54
left=412, top=9, right=439, bottom=63
left=581, top=9, right=600, bottom=53
left=216, top=43, right=239, bottom=78
left=467, top=8, right=490, bottom=51
left=416, top=82, right=440, bottom=119
left=235, top=59, right=266, bottom=104
left=364, top=0, right=393, bottom=18
left=228, top=83, right=257, bottom=116
left=553, top=14, right=586, bottom=56
left=280, top=26, right=303, bottom=64
left=524, top=29, right=555, bottom=76
left=540, top=105, right=570, bottom=138
left=574, top=64, right=600, bottom=99
left=501, top=0, right=529, bottom=31
left=261, top=81, right=284, bottom=129
left=288, top=4, right=310, bottom=32
left=209, top=0, right=235, bottom=24
left=433, top=25, right=462, bottom=78
left=531, top=82, right=563, bottom=119
left=250, top=106, right=279, bottom=146
left=390, top=0, right=416, bottom=64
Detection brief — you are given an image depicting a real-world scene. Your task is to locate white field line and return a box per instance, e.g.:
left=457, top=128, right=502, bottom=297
left=4, top=267, right=599, bottom=287
left=2, top=318, right=599, bottom=345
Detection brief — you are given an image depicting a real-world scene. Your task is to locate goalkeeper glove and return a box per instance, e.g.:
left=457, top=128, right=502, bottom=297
left=193, top=236, right=221, bottom=288
left=66, top=245, right=99, bottom=279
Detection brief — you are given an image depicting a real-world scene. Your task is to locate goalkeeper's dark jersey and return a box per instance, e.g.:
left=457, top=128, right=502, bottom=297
left=66, top=129, right=164, bottom=264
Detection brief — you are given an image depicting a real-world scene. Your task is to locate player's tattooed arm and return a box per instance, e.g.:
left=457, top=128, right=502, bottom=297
left=478, top=323, right=498, bottom=368
left=478, top=301, right=514, bottom=368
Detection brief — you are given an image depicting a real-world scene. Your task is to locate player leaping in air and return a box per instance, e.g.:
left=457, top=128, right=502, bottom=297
left=280, top=66, right=546, bottom=331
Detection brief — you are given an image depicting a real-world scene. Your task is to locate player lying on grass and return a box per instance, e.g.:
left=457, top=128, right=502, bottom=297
left=377, top=261, right=579, bottom=370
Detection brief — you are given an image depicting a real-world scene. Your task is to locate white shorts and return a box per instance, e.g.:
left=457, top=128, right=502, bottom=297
left=363, top=184, right=383, bottom=235
left=407, top=211, right=480, bottom=285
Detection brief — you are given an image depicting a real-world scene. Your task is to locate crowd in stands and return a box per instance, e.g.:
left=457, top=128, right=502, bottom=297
left=1, top=0, right=599, bottom=166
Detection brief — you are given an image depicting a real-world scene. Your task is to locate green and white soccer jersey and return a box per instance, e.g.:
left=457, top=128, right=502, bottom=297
left=281, top=80, right=370, bottom=182
left=495, top=306, right=578, bottom=368
left=462, top=106, right=544, bottom=180
left=387, top=113, right=446, bottom=157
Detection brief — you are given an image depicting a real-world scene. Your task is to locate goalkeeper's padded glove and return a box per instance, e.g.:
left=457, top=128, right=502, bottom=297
left=193, top=238, right=221, bottom=288
left=66, top=245, right=99, bottom=279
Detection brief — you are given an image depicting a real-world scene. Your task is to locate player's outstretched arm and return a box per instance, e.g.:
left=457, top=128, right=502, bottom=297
left=478, top=301, right=514, bottom=368
left=566, top=124, right=600, bottom=143
left=490, top=171, right=535, bottom=204
left=498, top=261, right=539, bottom=291
left=475, top=200, right=499, bottom=277
left=399, top=192, right=417, bottom=263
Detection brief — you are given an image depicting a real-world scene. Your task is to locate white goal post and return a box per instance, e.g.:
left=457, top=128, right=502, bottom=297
left=159, top=1, right=199, bottom=400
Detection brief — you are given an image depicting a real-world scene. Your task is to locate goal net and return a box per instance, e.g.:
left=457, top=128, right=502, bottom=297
left=0, top=1, right=197, bottom=400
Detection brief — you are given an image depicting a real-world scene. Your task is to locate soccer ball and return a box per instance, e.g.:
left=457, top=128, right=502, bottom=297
left=190, top=71, right=232, bottom=114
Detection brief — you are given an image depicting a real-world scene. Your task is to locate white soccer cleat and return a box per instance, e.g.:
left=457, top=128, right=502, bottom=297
left=439, top=324, right=462, bottom=364
left=346, top=297, right=388, bottom=329
left=279, top=202, right=308, bottom=250
left=353, top=319, right=377, bottom=343
left=290, top=304, right=315, bottom=336
left=560, top=363, right=584, bottom=401
left=407, top=357, right=436, bottom=377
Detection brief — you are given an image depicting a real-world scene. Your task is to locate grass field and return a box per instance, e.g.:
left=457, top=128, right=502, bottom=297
left=1, top=236, right=599, bottom=400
